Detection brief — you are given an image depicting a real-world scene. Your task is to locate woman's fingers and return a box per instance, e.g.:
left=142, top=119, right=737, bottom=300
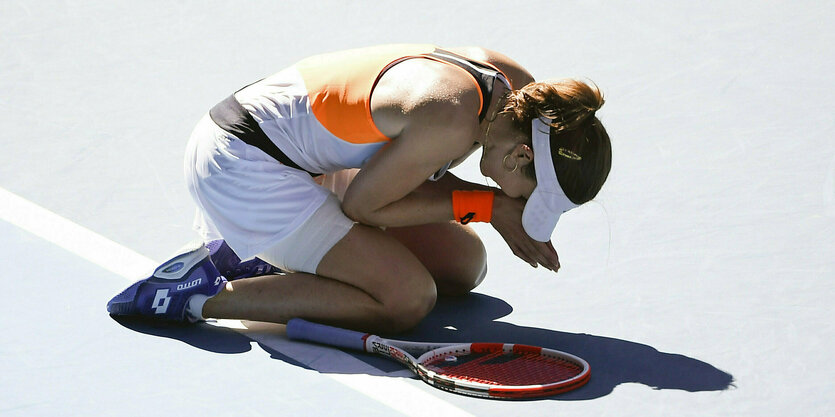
left=490, top=193, right=561, bottom=273
left=525, top=240, right=560, bottom=272
left=509, top=244, right=537, bottom=268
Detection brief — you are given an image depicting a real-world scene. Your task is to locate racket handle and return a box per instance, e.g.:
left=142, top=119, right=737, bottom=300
left=286, top=318, right=369, bottom=352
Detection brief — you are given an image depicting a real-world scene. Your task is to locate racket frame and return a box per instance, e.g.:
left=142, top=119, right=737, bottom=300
left=287, top=319, right=590, bottom=399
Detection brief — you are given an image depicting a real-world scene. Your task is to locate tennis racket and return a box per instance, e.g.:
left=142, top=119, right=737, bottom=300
left=286, top=318, right=590, bottom=399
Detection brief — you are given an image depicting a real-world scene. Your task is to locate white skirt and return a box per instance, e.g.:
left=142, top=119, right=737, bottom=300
left=184, top=113, right=354, bottom=271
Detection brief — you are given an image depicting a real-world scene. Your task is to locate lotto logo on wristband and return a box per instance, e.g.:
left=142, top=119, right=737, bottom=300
left=459, top=212, right=476, bottom=224
left=452, top=190, right=494, bottom=224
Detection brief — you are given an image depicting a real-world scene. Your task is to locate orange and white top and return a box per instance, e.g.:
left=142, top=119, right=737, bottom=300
left=233, top=44, right=508, bottom=175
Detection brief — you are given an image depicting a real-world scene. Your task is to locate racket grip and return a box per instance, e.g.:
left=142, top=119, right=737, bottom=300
left=286, top=318, right=369, bottom=352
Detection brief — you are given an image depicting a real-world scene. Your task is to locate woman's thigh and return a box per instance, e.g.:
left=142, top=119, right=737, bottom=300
left=316, top=224, right=438, bottom=311
left=308, top=168, right=486, bottom=296
left=257, top=195, right=437, bottom=321
left=384, top=221, right=487, bottom=296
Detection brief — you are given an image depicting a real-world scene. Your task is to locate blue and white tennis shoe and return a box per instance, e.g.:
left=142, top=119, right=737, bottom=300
left=106, top=241, right=227, bottom=323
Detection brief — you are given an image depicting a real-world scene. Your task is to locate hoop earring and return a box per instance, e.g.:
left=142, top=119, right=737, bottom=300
left=502, top=154, right=518, bottom=173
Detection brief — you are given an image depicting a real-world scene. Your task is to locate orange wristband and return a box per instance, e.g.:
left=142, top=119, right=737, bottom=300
left=451, top=190, right=494, bottom=224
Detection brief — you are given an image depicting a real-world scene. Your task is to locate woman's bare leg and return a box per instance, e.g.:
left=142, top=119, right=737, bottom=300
left=385, top=221, right=487, bottom=296
left=320, top=169, right=488, bottom=296
left=202, top=224, right=437, bottom=333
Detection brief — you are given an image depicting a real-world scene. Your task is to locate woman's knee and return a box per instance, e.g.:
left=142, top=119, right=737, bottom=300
left=436, top=259, right=487, bottom=296
left=385, top=222, right=488, bottom=296
left=376, top=269, right=437, bottom=332
left=315, top=224, right=438, bottom=332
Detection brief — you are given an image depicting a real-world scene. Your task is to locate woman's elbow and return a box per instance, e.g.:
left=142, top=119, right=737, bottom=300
left=341, top=197, right=378, bottom=226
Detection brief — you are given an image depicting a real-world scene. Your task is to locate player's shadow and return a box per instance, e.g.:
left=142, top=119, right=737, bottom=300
left=346, top=293, right=735, bottom=401
left=111, top=292, right=734, bottom=401
left=110, top=315, right=310, bottom=368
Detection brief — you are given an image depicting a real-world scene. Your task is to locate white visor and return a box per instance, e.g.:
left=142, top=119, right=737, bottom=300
left=521, top=117, right=580, bottom=242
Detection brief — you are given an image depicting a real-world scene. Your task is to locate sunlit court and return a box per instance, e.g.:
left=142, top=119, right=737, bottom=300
left=1, top=1, right=832, bottom=415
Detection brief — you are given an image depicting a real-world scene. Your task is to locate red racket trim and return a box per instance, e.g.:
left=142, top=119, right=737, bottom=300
left=469, top=342, right=504, bottom=353
left=360, top=333, right=371, bottom=352
left=511, top=344, right=542, bottom=355
left=488, top=369, right=591, bottom=398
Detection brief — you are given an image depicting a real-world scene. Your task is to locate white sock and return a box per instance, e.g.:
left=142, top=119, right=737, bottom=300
left=185, top=294, right=210, bottom=323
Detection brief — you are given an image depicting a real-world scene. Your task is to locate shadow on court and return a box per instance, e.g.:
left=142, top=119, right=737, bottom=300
left=110, top=315, right=312, bottom=369
left=397, top=293, right=735, bottom=400
left=111, top=292, right=734, bottom=401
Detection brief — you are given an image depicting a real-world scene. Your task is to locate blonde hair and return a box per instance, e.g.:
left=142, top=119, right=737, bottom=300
left=502, top=78, right=611, bottom=204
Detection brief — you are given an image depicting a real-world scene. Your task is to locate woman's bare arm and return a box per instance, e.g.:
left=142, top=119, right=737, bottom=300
left=342, top=94, right=479, bottom=227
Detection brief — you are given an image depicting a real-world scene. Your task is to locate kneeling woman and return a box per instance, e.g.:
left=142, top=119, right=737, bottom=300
left=107, top=44, right=612, bottom=333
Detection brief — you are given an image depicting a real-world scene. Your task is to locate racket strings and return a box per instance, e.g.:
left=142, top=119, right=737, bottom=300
left=426, top=351, right=583, bottom=386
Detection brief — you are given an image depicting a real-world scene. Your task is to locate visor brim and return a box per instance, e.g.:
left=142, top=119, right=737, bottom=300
left=521, top=117, right=578, bottom=242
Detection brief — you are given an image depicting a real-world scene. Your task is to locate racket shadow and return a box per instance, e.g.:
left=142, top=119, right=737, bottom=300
left=385, top=292, right=735, bottom=401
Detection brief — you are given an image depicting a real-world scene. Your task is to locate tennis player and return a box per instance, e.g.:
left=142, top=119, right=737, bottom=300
left=107, top=44, right=611, bottom=333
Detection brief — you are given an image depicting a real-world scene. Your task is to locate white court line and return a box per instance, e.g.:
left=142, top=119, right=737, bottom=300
left=0, top=188, right=159, bottom=276
left=0, top=187, right=476, bottom=417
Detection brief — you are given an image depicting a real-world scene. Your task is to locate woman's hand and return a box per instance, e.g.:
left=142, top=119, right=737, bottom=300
left=490, top=193, right=561, bottom=272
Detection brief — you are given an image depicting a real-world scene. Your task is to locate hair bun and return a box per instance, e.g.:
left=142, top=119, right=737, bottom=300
left=502, top=78, right=604, bottom=132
